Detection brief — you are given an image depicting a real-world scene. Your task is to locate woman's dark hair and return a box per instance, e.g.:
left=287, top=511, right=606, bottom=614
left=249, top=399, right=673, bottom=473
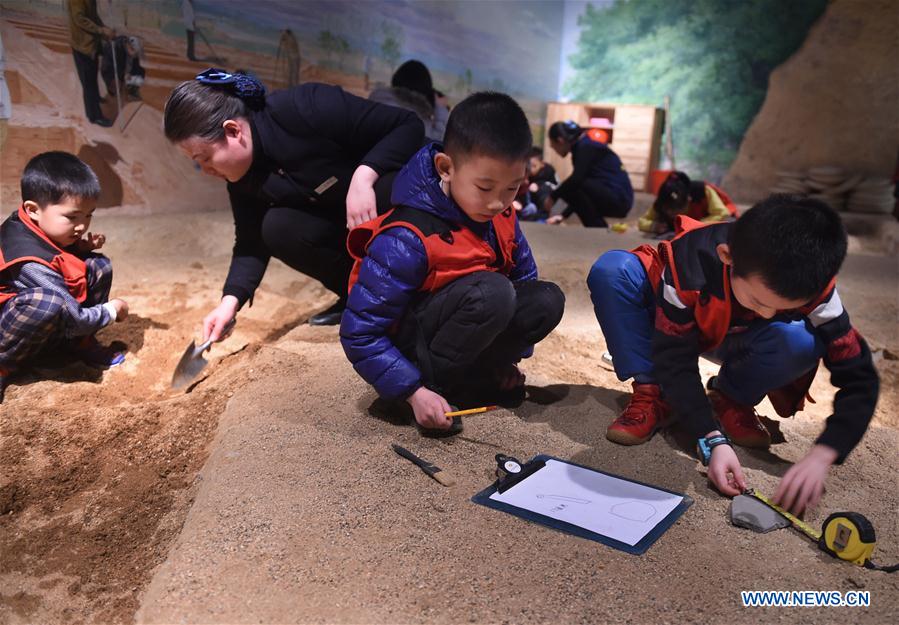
left=729, top=194, right=847, bottom=301
left=164, top=69, right=266, bottom=143
left=392, top=60, right=435, bottom=108
left=21, top=151, right=100, bottom=207
left=548, top=120, right=582, bottom=143
left=443, top=91, right=532, bottom=163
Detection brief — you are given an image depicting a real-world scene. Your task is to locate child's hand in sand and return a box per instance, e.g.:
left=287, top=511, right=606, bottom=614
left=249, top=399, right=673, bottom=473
left=406, top=386, right=452, bottom=430
left=494, top=363, right=525, bottom=391
left=77, top=231, right=106, bottom=252
left=707, top=442, right=747, bottom=496
left=546, top=214, right=563, bottom=225
left=109, top=298, right=129, bottom=321
left=773, top=444, right=837, bottom=515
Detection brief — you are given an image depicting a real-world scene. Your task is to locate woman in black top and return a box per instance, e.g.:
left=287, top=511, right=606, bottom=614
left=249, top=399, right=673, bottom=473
left=163, top=69, right=424, bottom=337
left=544, top=120, right=634, bottom=228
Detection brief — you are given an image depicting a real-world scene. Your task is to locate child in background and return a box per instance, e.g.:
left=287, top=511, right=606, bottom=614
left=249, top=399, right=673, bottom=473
left=545, top=121, right=633, bottom=228
left=586, top=195, right=878, bottom=514
left=341, top=92, right=565, bottom=434
left=518, top=147, right=557, bottom=222
left=0, top=152, right=128, bottom=402
left=511, top=179, right=540, bottom=221
left=639, top=171, right=738, bottom=236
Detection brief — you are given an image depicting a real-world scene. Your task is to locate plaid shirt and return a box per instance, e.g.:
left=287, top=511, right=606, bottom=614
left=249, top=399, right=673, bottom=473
left=3, top=260, right=113, bottom=337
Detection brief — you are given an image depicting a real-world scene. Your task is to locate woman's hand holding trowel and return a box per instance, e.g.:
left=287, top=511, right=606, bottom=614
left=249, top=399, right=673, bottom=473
left=203, top=295, right=239, bottom=342
left=171, top=313, right=237, bottom=390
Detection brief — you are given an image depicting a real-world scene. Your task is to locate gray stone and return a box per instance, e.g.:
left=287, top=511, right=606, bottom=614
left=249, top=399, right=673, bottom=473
left=730, top=495, right=792, bottom=533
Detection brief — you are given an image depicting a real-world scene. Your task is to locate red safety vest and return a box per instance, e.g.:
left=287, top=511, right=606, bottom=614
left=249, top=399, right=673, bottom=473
left=684, top=182, right=739, bottom=221
left=632, top=216, right=833, bottom=352
left=347, top=205, right=518, bottom=294
left=0, top=204, right=88, bottom=306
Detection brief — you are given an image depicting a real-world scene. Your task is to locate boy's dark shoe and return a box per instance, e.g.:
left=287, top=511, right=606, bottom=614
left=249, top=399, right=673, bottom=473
left=708, top=388, right=771, bottom=448
left=606, top=382, right=671, bottom=445
left=69, top=335, right=125, bottom=369
left=443, top=371, right=526, bottom=410
left=416, top=415, right=464, bottom=438
left=91, top=117, right=114, bottom=128
left=309, top=299, right=346, bottom=326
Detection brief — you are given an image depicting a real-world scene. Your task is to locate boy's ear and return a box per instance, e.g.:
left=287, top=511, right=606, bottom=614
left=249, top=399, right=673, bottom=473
left=716, top=243, right=732, bottom=265
left=22, top=200, right=41, bottom=218
left=433, top=152, right=453, bottom=181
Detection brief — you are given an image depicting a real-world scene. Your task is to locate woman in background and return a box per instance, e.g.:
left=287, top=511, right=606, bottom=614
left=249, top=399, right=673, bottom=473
left=545, top=120, right=633, bottom=228
left=369, top=59, right=449, bottom=142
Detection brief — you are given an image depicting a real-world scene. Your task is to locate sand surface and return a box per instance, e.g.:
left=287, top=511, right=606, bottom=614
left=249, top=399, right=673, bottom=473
left=1, top=213, right=897, bottom=625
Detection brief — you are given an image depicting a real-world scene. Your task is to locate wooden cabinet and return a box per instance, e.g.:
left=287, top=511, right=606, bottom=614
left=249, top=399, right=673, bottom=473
left=543, top=101, right=664, bottom=193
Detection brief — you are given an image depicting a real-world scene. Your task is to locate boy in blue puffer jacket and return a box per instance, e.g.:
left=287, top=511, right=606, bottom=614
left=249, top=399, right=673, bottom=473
left=340, top=92, right=565, bottom=434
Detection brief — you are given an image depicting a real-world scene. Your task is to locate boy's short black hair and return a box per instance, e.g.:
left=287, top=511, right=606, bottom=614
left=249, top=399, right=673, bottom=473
left=729, top=194, right=847, bottom=301
left=21, top=151, right=101, bottom=207
left=529, top=146, right=544, bottom=160
left=443, top=92, right=532, bottom=163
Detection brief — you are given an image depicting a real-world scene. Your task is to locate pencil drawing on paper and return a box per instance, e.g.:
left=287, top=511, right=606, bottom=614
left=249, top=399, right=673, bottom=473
left=609, top=501, right=658, bottom=523
left=536, top=494, right=592, bottom=504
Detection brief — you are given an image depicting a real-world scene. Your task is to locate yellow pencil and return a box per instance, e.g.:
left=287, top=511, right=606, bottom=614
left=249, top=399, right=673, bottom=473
left=444, top=405, right=498, bottom=418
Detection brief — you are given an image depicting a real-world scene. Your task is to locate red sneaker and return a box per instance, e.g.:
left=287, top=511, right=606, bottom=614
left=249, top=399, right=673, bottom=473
left=0, top=365, right=10, bottom=403
left=708, top=388, right=771, bottom=448
left=606, top=382, right=671, bottom=445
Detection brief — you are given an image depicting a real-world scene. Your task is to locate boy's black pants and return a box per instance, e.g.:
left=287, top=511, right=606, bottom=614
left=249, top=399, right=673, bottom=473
left=394, top=271, right=565, bottom=395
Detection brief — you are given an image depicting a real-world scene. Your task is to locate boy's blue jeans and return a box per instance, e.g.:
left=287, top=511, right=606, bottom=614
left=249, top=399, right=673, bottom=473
left=586, top=250, right=826, bottom=406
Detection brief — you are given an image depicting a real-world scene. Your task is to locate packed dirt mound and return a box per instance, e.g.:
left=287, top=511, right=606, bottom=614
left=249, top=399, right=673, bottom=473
left=723, top=0, right=899, bottom=202
left=0, top=211, right=338, bottom=624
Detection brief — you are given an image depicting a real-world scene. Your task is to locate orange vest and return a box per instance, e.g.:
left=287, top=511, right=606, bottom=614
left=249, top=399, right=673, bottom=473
left=347, top=205, right=518, bottom=294
left=684, top=182, right=739, bottom=221
left=0, top=204, right=88, bottom=307
left=632, top=216, right=834, bottom=352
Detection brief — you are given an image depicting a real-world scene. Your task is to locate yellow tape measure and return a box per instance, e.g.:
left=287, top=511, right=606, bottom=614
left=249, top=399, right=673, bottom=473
left=747, top=490, right=896, bottom=572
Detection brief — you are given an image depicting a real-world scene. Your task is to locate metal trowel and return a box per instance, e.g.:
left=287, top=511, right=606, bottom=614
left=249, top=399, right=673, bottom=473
left=171, top=320, right=235, bottom=389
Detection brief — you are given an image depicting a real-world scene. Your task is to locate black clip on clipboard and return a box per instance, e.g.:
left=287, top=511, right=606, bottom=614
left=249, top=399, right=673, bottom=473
left=494, top=454, right=545, bottom=493
left=472, top=453, right=693, bottom=555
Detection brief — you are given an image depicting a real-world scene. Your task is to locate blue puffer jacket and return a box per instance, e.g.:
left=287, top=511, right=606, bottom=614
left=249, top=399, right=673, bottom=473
left=339, top=143, right=539, bottom=400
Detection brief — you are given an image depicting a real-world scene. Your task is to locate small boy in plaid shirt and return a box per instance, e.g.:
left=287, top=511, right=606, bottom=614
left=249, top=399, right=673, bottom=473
left=0, top=152, right=129, bottom=402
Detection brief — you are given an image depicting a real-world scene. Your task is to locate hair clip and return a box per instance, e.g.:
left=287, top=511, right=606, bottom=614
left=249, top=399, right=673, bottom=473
left=195, top=68, right=236, bottom=84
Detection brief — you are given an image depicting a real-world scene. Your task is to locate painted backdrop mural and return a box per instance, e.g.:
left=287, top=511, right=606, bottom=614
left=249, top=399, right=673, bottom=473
left=562, top=0, right=828, bottom=179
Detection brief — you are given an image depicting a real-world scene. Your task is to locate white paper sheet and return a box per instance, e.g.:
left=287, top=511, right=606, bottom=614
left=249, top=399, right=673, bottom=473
left=489, top=459, right=684, bottom=546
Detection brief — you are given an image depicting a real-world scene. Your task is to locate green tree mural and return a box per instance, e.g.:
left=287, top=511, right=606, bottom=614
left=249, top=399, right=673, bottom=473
left=564, top=0, right=828, bottom=179
left=381, top=21, right=404, bottom=71
left=318, top=29, right=351, bottom=70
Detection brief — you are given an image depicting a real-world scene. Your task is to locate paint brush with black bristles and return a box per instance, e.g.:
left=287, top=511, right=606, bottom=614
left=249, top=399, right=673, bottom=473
left=391, top=443, right=455, bottom=487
